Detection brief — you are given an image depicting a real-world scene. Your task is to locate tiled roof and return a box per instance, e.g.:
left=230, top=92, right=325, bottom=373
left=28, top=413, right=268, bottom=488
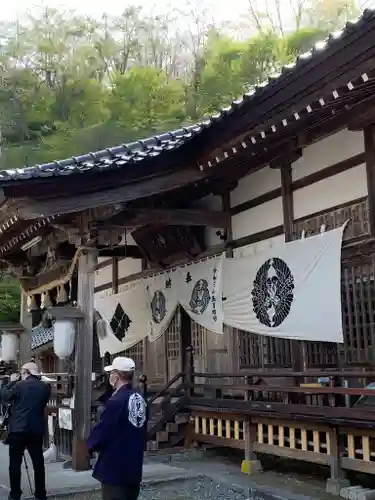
left=31, top=325, right=54, bottom=350
left=0, top=8, right=374, bottom=183
left=204, top=8, right=375, bottom=122
left=0, top=124, right=204, bottom=182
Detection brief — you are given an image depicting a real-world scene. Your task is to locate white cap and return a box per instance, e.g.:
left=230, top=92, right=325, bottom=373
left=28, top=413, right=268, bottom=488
left=104, top=357, right=135, bottom=373
left=21, top=362, right=41, bottom=377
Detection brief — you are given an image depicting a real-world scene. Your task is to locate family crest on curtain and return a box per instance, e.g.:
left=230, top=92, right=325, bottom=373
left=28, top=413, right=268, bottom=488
left=94, top=281, right=150, bottom=355
left=177, top=255, right=224, bottom=334
left=143, top=270, right=179, bottom=342
left=223, top=225, right=346, bottom=343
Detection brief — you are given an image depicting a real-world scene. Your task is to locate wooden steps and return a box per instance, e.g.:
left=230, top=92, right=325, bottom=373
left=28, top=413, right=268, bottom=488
left=146, top=397, right=190, bottom=452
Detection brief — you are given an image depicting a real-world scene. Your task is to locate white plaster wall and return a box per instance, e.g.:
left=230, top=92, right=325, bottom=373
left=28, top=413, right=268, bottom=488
left=95, top=258, right=142, bottom=288
left=233, top=234, right=285, bottom=259
left=97, top=257, right=109, bottom=265
left=294, top=163, right=367, bottom=219
left=118, top=258, right=142, bottom=278
left=292, top=129, right=364, bottom=181
left=95, top=264, right=112, bottom=288
left=232, top=197, right=283, bottom=239
left=192, top=194, right=223, bottom=247
left=230, top=166, right=281, bottom=206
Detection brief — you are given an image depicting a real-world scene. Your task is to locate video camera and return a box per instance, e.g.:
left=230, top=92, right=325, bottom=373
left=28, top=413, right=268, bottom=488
left=0, top=361, right=19, bottom=382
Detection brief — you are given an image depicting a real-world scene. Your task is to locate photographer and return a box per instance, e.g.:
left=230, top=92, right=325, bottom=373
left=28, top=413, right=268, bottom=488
left=1, top=362, right=51, bottom=500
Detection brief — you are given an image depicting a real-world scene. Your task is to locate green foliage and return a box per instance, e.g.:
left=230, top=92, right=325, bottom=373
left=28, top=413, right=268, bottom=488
left=285, top=27, right=330, bottom=56
left=0, top=2, right=356, bottom=169
left=0, top=277, right=21, bottom=323
left=108, top=67, right=186, bottom=133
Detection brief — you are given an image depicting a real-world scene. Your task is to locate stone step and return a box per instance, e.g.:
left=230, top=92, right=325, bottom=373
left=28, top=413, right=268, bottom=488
left=166, top=422, right=179, bottom=433
left=156, top=431, right=169, bottom=442
left=174, top=413, right=190, bottom=424
left=146, top=440, right=159, bottom=452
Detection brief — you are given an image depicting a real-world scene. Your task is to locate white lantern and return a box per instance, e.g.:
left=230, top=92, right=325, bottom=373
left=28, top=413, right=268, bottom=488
left=53, top=320, right=75, bottom=359
left=1, top=332, right=19, bottom=362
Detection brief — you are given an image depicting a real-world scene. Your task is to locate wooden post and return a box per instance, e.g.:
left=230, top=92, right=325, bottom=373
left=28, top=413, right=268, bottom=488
left=280, top=163, right=304, bottom=391
left=72, top=249, right=97, bottom=471
left=326, top=425, right=349, bottom=494
left=364, top=125, right=375, bottom=236
left=221, top=189, right=233, bottom=258
left=185, top=346, right=194, bottom=397
left=241, top=376, right=262, bottom=474
left=112, top=256, right=118, bottom=294
left=180, top=307, right=192, bottom=375
left=139, top=374, right=148, bottom=400
left=280, top=163, right=294, bottom=242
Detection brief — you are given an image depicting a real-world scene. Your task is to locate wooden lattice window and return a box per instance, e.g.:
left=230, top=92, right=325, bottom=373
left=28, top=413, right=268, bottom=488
left=124, top=341, right=145, bottom=373
left=166, top=309, right=181, bottom=358
left=191, top=320, right=205, bottom=356
left=111, top=341, right=145, bottom=373
left=293, top=197, right=369, bottom=242
left=238, top=329, right=292, bottom=369
left=341, top=260, right=375, bottom=364
left=304, top=341, right=338, bottom=367
left=292, top=197, right=373, bottom=367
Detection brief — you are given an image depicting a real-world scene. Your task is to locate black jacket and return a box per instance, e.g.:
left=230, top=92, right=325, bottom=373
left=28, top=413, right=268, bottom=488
left=1, top=376, right=51, bottom=435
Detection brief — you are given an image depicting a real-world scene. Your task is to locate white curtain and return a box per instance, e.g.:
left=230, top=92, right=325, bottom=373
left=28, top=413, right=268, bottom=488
left=94, top=281, right=150, bottom=356
left=178, top=255, right=224, bottom=334
left=143, top=270, right=179, bottom=342
left=223, top=225, right=345, bottom=342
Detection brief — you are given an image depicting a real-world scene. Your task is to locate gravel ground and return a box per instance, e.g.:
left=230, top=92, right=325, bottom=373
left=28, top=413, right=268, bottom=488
left=139, top=478, right=250, bottom=500
left=46, top=479, right=252, bottom=500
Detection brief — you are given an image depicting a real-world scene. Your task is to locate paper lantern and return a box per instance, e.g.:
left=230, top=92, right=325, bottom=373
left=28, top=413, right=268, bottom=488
left=56, top=285, right=68, bottom=304
left=53, top=319, right=75, bottom=359
left=41, top=292, right=52, bottom=310
left=1, top=333, right=19, bottom=362
left=96, top=318, right=107, bottom=339
left=27, top=295, right=38, bottom=312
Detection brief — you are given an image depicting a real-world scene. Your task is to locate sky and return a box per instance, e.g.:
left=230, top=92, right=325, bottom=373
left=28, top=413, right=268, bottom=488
left=0, top=0, right=251, bottom=24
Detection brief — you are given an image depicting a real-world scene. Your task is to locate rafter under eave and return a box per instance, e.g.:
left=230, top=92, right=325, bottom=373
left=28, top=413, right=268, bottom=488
left=99, top=208, right=230, bottom=229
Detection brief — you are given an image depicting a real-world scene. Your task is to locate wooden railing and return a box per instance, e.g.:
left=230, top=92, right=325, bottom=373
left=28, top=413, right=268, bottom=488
left=187, top=370, right=375, bottom=482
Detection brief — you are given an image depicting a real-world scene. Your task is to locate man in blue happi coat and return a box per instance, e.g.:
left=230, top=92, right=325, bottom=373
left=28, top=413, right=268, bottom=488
left=87, top=357, right=147, bottom=500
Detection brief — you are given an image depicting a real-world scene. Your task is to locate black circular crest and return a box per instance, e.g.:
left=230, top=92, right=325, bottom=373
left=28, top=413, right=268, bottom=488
left=251, top=257, right=294, bottom=328
left=189, top=279, right=210, bottom=315
left=151, top=290, right=166, bottom=324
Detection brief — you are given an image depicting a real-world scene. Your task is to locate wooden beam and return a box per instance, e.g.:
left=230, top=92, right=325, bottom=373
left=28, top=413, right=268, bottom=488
left=221, top=190, right=233, bottom=257
left=13, top=169, right=207, bottom=218
left=348, top=105, right=375, bottom=131
left=280, top=162, right=302, bottom=376
left=105, top=208, right=230, bottom=228
left=112, top=256, right=118, bottom=295
left=280, top=163, right=294, bottom=242
left=231, top=152, right=366, bottom=216
left=364, top=124, right=375, bottom=236
left=72, top=249, right=97, bottom=471
left=97, top=245, right=144, bottom=259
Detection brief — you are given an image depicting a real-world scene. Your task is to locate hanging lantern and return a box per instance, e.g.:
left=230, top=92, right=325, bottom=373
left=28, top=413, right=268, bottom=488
left=53, top=319, right=75, bottom=359
left=41, top=292, right=52, bottom=310
left=96, top=318, right=107, bottom=340
left=1, top=332, right=19, bottom=362
left=56, top=285, right=68, bottom=305
left=27, top=295, right=38, bottom=312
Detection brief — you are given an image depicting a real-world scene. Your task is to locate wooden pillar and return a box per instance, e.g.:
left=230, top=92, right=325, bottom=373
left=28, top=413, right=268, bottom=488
left=364, top=125, right=375, bottom=236
left=180, top=307, right=192, bottom=374
left=280, top=163, right=294, bottom=242
left=221, top=189, right=233, bottom=257
left=111, top=257, right=118, bottom=294
left=72, top=249, right=97, bottom=471
left=280, top=163, right=303, bottom=374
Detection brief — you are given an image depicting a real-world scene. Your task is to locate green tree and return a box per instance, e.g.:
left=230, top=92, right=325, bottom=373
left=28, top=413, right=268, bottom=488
left=108, top=67, right=186, bottom=134
left=0, top=277, right=21, bottom=323
left=197, top=35, right=246, bottom=114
